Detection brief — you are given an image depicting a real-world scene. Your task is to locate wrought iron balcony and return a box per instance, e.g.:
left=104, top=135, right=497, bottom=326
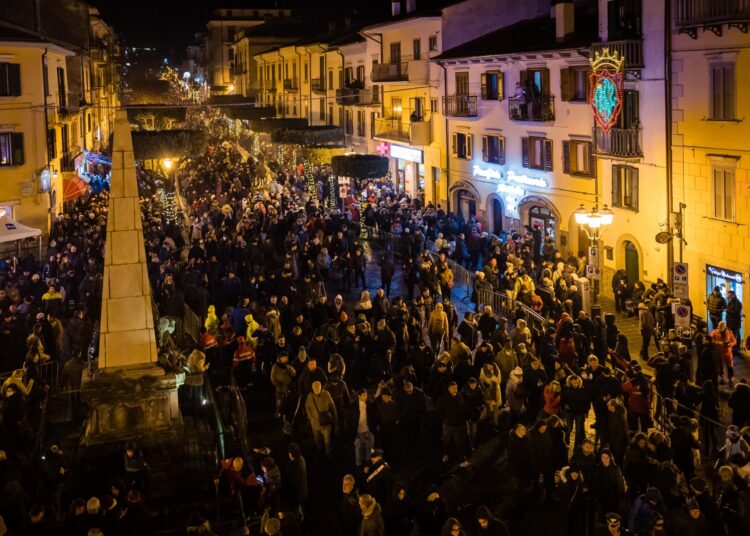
left=508, top=95, right=555, bottom=122
left=443, top=95, right=478, bottom=117
left=311, top=78, right=326, bottom=93
left=371, top=59, right=429, bottom=83
left=335, top=87, right=380, bottom=106
left=283, top=78, right=298, bottom=91
left=590, top=39, right=644, bottom=69
left=60, top=151, right=76, bottom=172
left=594, top=127, right=642, bottom=158
left=676, top=0, right=750, bottom=37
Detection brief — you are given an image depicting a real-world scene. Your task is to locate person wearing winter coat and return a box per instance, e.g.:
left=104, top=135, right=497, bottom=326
left=204, top=304, right=219, bottom=336
left=462, top=378, right=485, bottom=451
left=557, top=465, right=588, bottom=536
left=594, top=448, right=626, bottom=519
left=508, top=424, right=534, bottom=503
left=339, top=474, right=361, bottom=536
left=530, top=419, right=557, bottom=500
left=437, top=382, right=469, bottom=464
left=710, top=321, right=736, bottom=386
left=670, top=499, right=710, bottom=536
left=384, top=483, right=415, bottom=536
left=563, top=375, right=591, bottom=450
left=304, top=381, right=337, bottom=456
left=495, top=342, right=518, bottom=395
left=358, top=494, right=385, bottom=536
left=542, top=378, right=562, bottom=418
left=479, top=363, right=502, bottom=425
left=427, top=302, right=450, bottom=353
left=271, top=353, right=296, bottom=415
left=605, top=399, right=630, bottom=467
left=474, top=505, right=510, bottom=536
left=505, top=367, right=526, bottom=421
left=728, top=379, right=750, bottom=427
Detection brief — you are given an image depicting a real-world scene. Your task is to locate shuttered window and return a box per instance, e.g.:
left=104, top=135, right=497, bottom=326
left=612, top=165, right=638, bottom=211
left=482, top=135, right=505, bottom=164
left=0, top=63, right=21, bottom=97
left=452, top=132, right=472, bottom=159
left=0, top=132, right=24, bottom=166
left=563, top=140, right=596, bottom=177
left=710, top=64, right=735, bottom=120
left=522, top=136, right=552, bottom=171
left=560, top=66, right=589, bottom=102
left=712, top=167, right=735, bottom=221
left=480, top=71, right=504, bottom=100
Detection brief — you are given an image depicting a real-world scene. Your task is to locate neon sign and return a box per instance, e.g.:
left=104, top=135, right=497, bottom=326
left=390, top=144, right=423, bottom=163
left=473, top=165, right=501, bottom=180
left=589, top=48, right=624, bottom=133
left=496, top=183, right=524, bottom=196
left=707, top=265, right=743, bottom=284
left=507, top=170, right=548, bottom=188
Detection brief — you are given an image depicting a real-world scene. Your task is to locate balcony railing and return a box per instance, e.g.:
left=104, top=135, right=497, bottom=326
left=594, top=126, right=642, bottom=158
left=676, top=0, right=750, bottom=36
left=311, top=78, right=326, bottom=92
left=335, top=87, right=380, bottom=106
left=443, top=95, right=478, bottom=117
left=232, top=64, right=246, bottom=75
left=374, top=116, right=432, bottom=146
left=265, top=81, right=277, bottom=92
left=508, top=95, right=555, bottom=122
left=60, top=151, right=76, bottom=172
left=591, top=39, right=644, bottom=69
left=371, top=58, right=429, bottom=83
left=283, top=78, right=299, bottom=91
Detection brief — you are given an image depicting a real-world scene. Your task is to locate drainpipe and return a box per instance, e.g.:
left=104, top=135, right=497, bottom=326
left=437, top=61, right=450, bottom=212
left=295, top=46, right=304, bottom=122
left=664, top=0, right=674, bottom=288
left=307, top=48, right=313, bottom=124
left=42, top=49, right=50, bottom=170
left=278, top=51, right=285, bottom=117
left=334, top=47, right=345, bottom=145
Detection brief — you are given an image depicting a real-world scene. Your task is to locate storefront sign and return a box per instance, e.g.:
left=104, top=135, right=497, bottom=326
left=706, top=265, right=743, bottom=284
left=389, top=144, right=423, bottom=163
left=39, top=168, right=51, bottom=193
left=473, top=165, right=502, bottom=180
left=495, top=183, right=524, bottom=196
left=589, top=48, right=625, bottom=133
left=506, top=170, right=548, bottom=188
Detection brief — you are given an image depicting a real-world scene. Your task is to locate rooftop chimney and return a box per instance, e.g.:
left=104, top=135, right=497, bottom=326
left=392, top=1, right=401, bottom=17
left=406, top=0, right=417, bottom=14
left=552, top=0, right=575, bottom=42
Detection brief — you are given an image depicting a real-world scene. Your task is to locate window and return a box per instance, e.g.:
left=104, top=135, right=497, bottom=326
left=480, top=71, right=504, bottom=100
left=303, top=63, right=308, bottom=82
left=356, top=65, right=365, bottom=83
left=57, top=67, right=66, bottom=107
left=328, top=105, right=334, bottom=125
left=428, top=35, right=438, bottom=52
left=389, top=42, right=401, bottom=64
left=47, top=129, right=56, bottom=160
left=611, top=165, right=639, bottom=211
left=328, top=70, right=333, bottom=90
left=430, top=98, right=438, bottom=113
left=357, top=110, right=366, bottom=137
left=451, top=132, right=473, bottom=160
left=413, top=39, right=421, bottom=61
left=522, top=136, right=553, bottom=171
left=319, top=98, right=325, bottom=121
left=344, top=67, right=353, bottom=85
left=710, top=64, right=735, bottom=120
left=563, top=140, right=595, bottom=177
left=560, top=66, right=589, bottom=102
left=712, top=167, right=735, bottom=221
left=482, top=135, right=505, bottom=164
left=0, top=132, right=24, bottom=166
left=87, top=113, right=91, bottom=133
left=345, top=110, right=353, bottom=135
left=520, top=68, right=550, bottom=95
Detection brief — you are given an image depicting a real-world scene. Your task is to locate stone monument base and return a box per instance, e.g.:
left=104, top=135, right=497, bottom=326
left=80, top=364, right=184, bottom=453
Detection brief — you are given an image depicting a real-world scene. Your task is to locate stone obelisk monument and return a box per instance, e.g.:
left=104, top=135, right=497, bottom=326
left=80, top=110, right=182, bottom=449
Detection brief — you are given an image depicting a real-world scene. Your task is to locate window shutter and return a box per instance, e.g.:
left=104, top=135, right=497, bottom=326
left=588, top=144, right=597, bottom=178
left=451, top=133, right=458, bottom=157
left=611, top=166, right=621, bottom=207
left=725, top=170, right=735, bottom=220
left=498, top=72, right=504, bottom=101
left=480, top=73, right=487, bottom=100
left=541, top=68, right=550, bottom=95
left=560, top=67, right=571, bottom=101
left=498, top=137, right=505, bottom=165
left=724, top=65, right=734, bottom=119
left=466, top=134, right=473, bottom=159
left=712, top=169, right=721, bottom=218
left=562, top=140, right=571, bottom=173
left=521, top=137, right=530, bottom=168
left=584, top=69, right=592, bottom=101
left=10, top=133, right=23, bottom=165
left=519, top=70, right=528, bottom=92
left=482, top=135, right=488, bottom=162
left=631, top=168, right=639, bottom=211
left=8, top=64, right=21, bottom=96
left=543, top=138, right=553, bottom=171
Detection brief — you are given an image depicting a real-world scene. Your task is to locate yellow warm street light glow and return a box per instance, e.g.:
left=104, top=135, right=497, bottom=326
left=163, top=158, right=173, bottom=170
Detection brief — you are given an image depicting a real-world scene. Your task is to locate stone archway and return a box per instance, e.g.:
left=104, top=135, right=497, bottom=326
left=615, top=233, right=644, bottom=284
left=518, top=195, right=561, bottom=242
left=485, top=193, right=506, bottom=235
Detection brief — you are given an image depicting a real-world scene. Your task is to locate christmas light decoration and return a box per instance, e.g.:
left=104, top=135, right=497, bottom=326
left=589, top=48, right=625, bottom=133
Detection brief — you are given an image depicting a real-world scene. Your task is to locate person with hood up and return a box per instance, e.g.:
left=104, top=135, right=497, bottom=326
left=495, top=341, right=518, bottom=395
left=556, top=464, right=588, bottom=535
left=204, top=304, right=219, bottom=337
left=474, top=505, right=510, bottom=536
left=505, top=367, right=526, bottom=422
left=232, top=336, right=255, bottom=387
left=670, top=498, right=710, bottom=536
left=479, top=362, right=502, bottom=425
left=244, top=313, right=260, bottom=347
left=718, top=425, right=750, bottom=466
left=594, top=448, right=626, bottom=519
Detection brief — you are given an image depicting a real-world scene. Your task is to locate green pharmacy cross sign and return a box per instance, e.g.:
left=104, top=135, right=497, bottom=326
left=589, top=48, right=625, bottom=133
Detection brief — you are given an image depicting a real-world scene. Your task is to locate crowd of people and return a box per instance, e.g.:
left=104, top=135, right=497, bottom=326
left=0, top=111, right=749, bottom=536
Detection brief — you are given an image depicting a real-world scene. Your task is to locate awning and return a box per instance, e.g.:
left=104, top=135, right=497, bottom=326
left=0, top=215, right=41, bottom=244
left=63, top=173, right=88, bottom=201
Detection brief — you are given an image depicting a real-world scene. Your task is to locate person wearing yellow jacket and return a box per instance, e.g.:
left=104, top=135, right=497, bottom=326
left=204, top=304, right=219, bottom=337
left=245, top=313, right=260, bottom=347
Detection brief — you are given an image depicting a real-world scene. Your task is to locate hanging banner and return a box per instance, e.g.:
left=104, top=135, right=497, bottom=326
left=589, top=48, right=625, bottom=133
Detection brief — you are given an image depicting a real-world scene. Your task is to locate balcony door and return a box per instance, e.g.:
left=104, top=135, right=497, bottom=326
left=521, top=68, right=549, bottom=97
left=455, top=72, right=469, bottom=95
left=617, top=89, right=639, bottom=129
left=410, top=97, right=425, bottom=122
left=389, top=42, right=401, bottom=65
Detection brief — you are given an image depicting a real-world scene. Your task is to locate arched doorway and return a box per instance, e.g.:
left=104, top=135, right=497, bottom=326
left=624, top=241, right=639, bottom=284
left=491, top=197, right=504, bottom=234
left=528, top=205, right=557, bottom=243
left=456, top=189, right=477, bottom=221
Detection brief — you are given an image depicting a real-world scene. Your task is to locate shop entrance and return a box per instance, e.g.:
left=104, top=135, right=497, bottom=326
left=705, top=264, right=744, bottom=334
left=529, top=205, right=556, bottom=243
left=456, top=189, right=476, bottom=222
left=624, top=241, right=639, bottom=284
left=492, top=198, right=503, bottom=234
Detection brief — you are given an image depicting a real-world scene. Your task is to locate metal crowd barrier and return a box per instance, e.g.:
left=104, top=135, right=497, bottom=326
left=475, top=288, right=546, bottom=331
left=183, top=303, right=202, bottom=346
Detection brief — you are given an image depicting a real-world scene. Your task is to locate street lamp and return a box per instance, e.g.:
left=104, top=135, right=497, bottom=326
left=162, top=158, right=173, bottom=171
left=575, top=203, right=614, bottom=316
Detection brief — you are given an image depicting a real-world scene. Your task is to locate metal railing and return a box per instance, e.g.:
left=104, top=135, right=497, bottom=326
left=475, top=288, right=546, bottom=330
left=372, top=62, right=408, bottom=82
left=374, top=116, right=431, bottom=145
left=508, top=95, right=555, bottom=122
left=595, top=126, right=643, bottom=157
left=283, top=78, right=298, bottom=91
left=183, top=303, right=202, bottom=346
left=591, top=39, right=644, bottom=69
left=443, top=95, right=478, bottom=117
left=336, top=87, right=380, bottom=106
left=676, top=0, right=750, bottom=28
left=311, top=78, right=326, bottom=92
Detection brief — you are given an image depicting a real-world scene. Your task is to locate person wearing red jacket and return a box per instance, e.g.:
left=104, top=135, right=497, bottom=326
left=710, top=321, right=736, bottom=386
left=233, top=336, right=255, bottom=388
left=621, top=366, right=653, bottom=431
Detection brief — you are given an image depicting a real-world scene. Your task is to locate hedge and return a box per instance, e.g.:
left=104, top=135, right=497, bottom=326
left=131, top=129, right=207, bottom=160
left=248, top=118, right=308, bottom=133
left=331, top=155, right=389, bottom=179
left=272, top=126, right=344, bottom=147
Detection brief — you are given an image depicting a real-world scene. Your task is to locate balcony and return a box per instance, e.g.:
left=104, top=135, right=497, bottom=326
left=232, top=63, right=246, bottom=75
left=374, top=116, right=432, bottom=146
left=371, top=58, right=429, bottom=83
left=265, top=81, right=277, bottom=92
left=283, top=78, right=299, bottom=91
left=676, top=0, right=750, bottom=37
left=311, top=78, right=326, bottom=93
left=594, top=127, right=642, bottom=158
left=443, top=95, right=478, bottom=117
left=60, top=151, right=76, bottom=172
left=508, top=95, right=555, bottom=122
left=590, top=39, right=644, bottom=70
left=335, top=87, right=380, bottom=106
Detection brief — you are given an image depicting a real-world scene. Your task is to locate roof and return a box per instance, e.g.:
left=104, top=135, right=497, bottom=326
left=234, top=18, right=314, bottom=40
left=434, top=8, right=599, bottom=60
left=0, top=25, right=77, bottom=53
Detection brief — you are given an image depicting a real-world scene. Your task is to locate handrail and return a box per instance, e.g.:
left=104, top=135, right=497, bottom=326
left=204, top=375, right=226, bottom=460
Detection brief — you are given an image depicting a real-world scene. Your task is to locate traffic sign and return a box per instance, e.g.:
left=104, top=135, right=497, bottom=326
left=675, top=304, right=691, bottom=328
left=589, top=246, right=599, bottom=268
left=672, top=262, right=689, bottom=300
left=586, top=265, right=601, bottom=280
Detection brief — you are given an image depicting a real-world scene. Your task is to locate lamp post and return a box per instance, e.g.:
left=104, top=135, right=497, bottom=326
left=575, top=203, right=614, bottom=318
